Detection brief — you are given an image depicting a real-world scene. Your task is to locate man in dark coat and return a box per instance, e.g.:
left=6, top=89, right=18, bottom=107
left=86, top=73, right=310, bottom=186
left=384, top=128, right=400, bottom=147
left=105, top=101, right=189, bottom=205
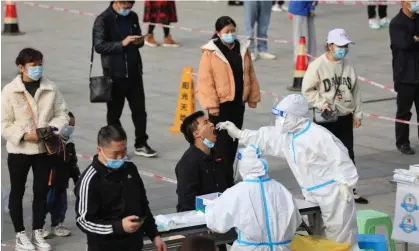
left=389, top=0, right=419, bottom=155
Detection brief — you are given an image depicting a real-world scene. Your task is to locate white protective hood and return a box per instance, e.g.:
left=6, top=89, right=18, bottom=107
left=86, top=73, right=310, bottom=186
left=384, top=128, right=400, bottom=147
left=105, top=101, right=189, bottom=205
left=205, top=145, right=302, bottom=251
left=237, top=144, right=268, bottom=179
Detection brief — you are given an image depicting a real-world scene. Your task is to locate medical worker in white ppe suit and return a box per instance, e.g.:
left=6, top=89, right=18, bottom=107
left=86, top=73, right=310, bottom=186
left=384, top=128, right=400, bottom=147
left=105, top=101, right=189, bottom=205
left=217, top=94, right=360, bottom=251
left=205, top=144, right=301, bottom=251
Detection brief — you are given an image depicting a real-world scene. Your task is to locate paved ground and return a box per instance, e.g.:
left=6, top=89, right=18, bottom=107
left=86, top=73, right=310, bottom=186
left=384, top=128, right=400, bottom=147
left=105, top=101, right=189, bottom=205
left=1, top=1, right=419, bottom=250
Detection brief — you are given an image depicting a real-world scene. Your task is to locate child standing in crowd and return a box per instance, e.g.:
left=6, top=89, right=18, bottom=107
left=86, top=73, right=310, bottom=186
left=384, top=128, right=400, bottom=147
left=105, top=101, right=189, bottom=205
left=288, top=0, right=318, bottom=62
left=43, top=112, right=80, bottom=238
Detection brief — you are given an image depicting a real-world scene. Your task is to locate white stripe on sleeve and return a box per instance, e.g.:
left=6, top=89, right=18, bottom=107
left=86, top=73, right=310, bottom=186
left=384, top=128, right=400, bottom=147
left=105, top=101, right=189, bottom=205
left=76, top=166, right=114, bottom=234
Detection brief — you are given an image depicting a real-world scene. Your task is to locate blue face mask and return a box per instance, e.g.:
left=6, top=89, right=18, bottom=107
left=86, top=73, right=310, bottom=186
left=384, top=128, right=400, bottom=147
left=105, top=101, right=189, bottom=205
left=221, top=33, right=236, bottom=44
left=101, top=149, right=127, bottom=169
left=410, top=2, right=419, bottom=12
left=333, top=47, right=348, bottom=60
left=27, top=66, right=43, bottom=81
left=203, top=138, right=215, bottom=149
left=118, top=8, right=131, bottom=16
left=61, top=125, right=74, bottom=138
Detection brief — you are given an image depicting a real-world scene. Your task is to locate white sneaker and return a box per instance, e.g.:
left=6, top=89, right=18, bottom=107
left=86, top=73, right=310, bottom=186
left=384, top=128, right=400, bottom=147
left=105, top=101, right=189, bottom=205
left=31, top=229, right=52, bottom=251
left=368, top=18, right=380, bottom=29
left=380, top=17, right=390, bottom=28
left=272, top=4, right=283, bottom=12
left=52, top=224, right=71, bottom=237
left=15, top=231, right=35, bottom=251
left=41, top=228, right=50, bottom=238
left=251, top=52, right=258, bottom=61
left=259, top=52, right=277, bottom=60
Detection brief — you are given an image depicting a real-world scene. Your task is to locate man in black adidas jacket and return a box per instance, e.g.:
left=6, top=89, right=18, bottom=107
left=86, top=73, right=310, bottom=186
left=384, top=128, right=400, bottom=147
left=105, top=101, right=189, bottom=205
left=93, top=1, right=157, bottom=158
left=75, top=125, right=166, bottom=251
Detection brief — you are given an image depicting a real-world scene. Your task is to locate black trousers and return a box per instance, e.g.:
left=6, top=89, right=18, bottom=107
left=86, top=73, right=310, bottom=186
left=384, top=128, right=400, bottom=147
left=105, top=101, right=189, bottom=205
left=209, top=101, right=245, bottom=183
left=8, top=153, right=51, bottom=232
left=367, top=4, right=387, bottom=19
left=395, top=83, right=419, bottom=147
left=148, top=22, right=170, bottom=37
left=317, top=114, right=355, bottom=163
left=107, top=75, right=148, bottom=148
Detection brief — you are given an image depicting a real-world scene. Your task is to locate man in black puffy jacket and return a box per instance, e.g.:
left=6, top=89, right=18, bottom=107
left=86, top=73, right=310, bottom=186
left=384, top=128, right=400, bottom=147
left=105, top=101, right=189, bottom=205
left=93, top=1, right=157, bottom=158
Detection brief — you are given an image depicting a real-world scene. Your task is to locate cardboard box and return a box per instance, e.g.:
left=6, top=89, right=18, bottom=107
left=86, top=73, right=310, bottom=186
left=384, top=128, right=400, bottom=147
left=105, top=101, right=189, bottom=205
left=195, top=192, right=222, bottom=213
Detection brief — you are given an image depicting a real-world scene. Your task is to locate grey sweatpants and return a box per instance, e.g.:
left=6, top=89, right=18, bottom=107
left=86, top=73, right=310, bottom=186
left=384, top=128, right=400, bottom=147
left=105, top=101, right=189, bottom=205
left=293, top=15, right=316, bottom=62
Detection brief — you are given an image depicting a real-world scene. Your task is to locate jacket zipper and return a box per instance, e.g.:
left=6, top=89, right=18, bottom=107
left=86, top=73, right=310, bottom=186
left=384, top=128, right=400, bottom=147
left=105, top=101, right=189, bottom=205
left=116, top=15, right=129, bottom=78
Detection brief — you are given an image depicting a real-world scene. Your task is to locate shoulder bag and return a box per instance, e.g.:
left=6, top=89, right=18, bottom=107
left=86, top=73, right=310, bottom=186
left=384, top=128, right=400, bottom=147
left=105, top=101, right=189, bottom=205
left=22, top=93, right=66, bottom=161
left=89, top=45, right=113, bottom=103
left=312, top=61, right=344, bottom=123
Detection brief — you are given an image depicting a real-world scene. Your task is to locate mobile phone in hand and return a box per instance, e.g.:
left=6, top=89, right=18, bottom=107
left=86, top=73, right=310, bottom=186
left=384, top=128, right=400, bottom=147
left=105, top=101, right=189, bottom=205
left=132, top=216, right=147, bottom=223
left=321, top=110, right=333, bottom=120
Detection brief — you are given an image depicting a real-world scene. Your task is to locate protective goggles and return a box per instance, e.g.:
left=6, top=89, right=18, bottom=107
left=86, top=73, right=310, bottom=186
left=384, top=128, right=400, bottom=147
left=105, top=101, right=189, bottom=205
left=272, top=108, right=287, bottom=118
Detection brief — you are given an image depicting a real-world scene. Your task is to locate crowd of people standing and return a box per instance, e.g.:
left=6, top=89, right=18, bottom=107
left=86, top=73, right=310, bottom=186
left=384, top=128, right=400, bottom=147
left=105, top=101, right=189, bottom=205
left=2, top=0, right=419, bottom=251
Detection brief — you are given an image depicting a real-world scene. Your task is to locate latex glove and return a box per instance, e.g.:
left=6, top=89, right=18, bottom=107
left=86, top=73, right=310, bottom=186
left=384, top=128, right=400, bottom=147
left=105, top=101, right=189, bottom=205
left=216, top=121, right=243, bottom=140
left=339, top=184, right=351, bottom=203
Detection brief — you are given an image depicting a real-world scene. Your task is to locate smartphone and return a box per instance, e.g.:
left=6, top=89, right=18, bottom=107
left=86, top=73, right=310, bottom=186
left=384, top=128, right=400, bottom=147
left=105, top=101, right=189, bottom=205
left=321, top=110, right=333, bottom=120
left=132, top=216, right=147, bottom=223
left=134, top=35, right=146, bottom=40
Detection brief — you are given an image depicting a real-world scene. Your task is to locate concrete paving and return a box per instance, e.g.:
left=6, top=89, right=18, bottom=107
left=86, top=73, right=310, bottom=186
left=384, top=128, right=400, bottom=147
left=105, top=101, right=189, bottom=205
left=1, top=1, right=418, bottom=250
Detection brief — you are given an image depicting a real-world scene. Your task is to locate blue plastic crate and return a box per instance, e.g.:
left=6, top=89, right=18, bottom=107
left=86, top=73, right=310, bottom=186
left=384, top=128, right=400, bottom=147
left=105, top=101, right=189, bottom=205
left=358, top=234, right=388, bottom=251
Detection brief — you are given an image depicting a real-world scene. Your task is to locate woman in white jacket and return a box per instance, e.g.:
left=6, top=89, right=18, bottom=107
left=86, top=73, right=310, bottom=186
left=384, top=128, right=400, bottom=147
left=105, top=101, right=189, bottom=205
left=301, top=28, right=367, bottom=205
left=1, top=48, right=69, bottom=251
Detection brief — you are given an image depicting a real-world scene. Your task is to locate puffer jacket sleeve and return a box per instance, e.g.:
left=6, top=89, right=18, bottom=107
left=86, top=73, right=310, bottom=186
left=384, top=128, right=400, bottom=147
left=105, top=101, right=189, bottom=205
left=197, top=51, right=220, bottom=114
left=93, top=14, right=124, bottom=54
left=48, top=89, right=69, bottom=132
left=1, top=90, right=26, bottom=145
left=245, top=50, right=261, bottom=106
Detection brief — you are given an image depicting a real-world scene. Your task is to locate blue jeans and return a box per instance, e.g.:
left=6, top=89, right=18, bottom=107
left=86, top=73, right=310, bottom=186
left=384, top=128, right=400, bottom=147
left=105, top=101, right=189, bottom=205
left=244, top=0, right=273, bottom=53
left=46, top=188, right=67, bottom=226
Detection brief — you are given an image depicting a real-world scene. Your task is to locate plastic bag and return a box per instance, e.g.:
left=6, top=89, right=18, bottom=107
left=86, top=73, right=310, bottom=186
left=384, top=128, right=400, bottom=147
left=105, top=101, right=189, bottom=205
left=291, top=235, right=351, bottom=251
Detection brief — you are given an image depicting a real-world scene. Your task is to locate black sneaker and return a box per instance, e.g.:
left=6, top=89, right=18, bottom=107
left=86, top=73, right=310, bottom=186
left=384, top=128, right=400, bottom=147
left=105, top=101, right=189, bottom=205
left=353, top=192, right=369, bottom=204
left=398, top=145, right=415, bottom=155
left=135, top=144, right=157, bottom=158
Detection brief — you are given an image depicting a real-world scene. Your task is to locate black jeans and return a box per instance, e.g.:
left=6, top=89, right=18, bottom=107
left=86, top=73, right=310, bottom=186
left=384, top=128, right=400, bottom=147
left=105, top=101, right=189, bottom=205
left=46, top=188, right=67, bottom=226
left=395, top=83, right=419, bottom=147
left=107, top=75, right=148, bottom=148
left=8, top=153, right=51, bottom=232
left=209, top=101, right=245, bottom=182
left=317, top=114, right=355, bottom=163
left=367, top=4, right=387, bottom=19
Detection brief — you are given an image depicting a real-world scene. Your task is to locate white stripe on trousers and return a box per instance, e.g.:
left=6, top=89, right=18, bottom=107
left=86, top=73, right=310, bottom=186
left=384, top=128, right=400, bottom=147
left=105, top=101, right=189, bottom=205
left=77, top=166, right=113, bottom=234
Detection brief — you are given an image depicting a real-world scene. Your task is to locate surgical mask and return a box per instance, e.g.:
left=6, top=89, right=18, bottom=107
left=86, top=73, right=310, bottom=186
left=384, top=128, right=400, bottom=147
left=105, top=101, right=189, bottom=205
left=203, top=138, right=215, bottom=149
left=118, top=8, right=131, bottom=16
left=27, top=66, right=43, bottom=81
left=333, top=47, right=348, bottom=60
left=61, top=125, right=74, bottom=138
left=101, top=149, right=127, bottom=169
left=221, top=33, right=236, bottom=44
left=410, top=2, right=419, bottom=12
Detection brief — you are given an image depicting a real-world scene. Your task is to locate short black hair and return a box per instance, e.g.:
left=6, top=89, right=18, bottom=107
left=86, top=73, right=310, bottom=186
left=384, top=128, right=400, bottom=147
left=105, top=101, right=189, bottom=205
left=15, top=48, right=43, bottom=66
left=97, top=124, right=127, bottom=147
left=68, top=111, right=75, bottom=119
left=178, top=236, right=216, bottom=251
left=110, top=1, right=135, bottom=5
left=180, top=111, right=205, bottom=144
